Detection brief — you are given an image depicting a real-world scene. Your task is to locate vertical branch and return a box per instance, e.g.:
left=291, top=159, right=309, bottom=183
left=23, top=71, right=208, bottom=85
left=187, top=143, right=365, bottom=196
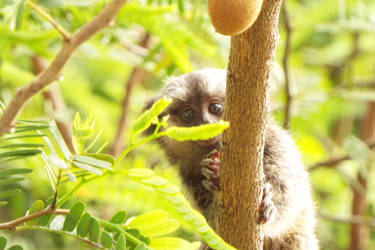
left=350, top=96, right=375, bottom=250
left=31, top=56, right=75, bottom=153
left=282, top=0, right=292, bottom=129
left=217, top=0, right=283, bottom=248
left=110, top=32, right=151, bottom=157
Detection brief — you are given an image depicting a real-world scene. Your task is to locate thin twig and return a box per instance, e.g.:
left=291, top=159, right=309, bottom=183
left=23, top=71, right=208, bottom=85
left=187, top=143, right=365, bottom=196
left=282, top=0, right=292, bottom=129
left=28, top=1, right=70, bottom=41
left=0, top=0, right=128, bottom=137
left=319, top=213, right=375, bottom=228
left=110, top=32, right=151, bottom=157
left=309, top=141, right=375, bottom=171
left=0, top=207, right=68, bottom=231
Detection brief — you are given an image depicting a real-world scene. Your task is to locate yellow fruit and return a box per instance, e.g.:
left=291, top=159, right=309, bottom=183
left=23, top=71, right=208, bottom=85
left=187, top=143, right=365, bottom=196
left=208, top=0, right=264, bottom=36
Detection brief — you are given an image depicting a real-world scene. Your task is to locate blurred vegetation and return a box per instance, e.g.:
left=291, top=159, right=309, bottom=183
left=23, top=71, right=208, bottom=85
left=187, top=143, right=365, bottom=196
left=0, top=0, right=375, bottom=249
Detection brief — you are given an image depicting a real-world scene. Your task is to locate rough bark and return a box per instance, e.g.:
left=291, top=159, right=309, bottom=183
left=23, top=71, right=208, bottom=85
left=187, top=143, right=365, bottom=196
left=350, top=100, right=375, bottom=250
left=216, top=0, right=283, bottom=249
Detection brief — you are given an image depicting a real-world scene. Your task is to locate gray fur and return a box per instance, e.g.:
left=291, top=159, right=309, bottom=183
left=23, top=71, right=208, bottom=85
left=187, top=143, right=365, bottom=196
left=146, top=69, right=319, bottom=250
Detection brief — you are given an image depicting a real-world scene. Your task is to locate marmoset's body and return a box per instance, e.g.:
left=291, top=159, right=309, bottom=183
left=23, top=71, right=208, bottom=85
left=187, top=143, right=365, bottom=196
left=146, top=69, right=319, bottom=249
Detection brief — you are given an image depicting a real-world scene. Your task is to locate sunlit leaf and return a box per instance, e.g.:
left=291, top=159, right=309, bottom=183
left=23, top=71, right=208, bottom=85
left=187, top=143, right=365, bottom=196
left=164, top=121, right=229, bottom=142
left=141, top=219, right=179, bottom=238
left=150, top=237, right=200, bottom=250
left=50, top=215, right=65, bottom=231
left=131, top=97, right=172, bottom=137
left=73, top=154, right=112, bottom=169
left=128, top=168, right=155, bottom=178
left=50, top=121, right=71, bottom=160
left=72, top=161, right=102, bottom=176
left=128, top=210, right=168, bottom=230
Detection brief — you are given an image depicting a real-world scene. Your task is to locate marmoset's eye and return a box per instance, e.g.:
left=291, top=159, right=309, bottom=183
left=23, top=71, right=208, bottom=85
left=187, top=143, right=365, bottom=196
left=209, top=103, right=223, bottom=114
left=181, top=108, right=196, bottom=122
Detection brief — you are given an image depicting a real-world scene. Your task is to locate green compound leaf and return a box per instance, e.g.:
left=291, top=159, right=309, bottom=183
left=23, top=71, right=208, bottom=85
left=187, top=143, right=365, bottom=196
left=141, top=218, right=179, bottom=238
left=0, top=149, right=41, bottom=159
left=72, top=161, right=102, bottom=176
left=128, top=210, right=168, bottom=229
left=0, top=168, right=32, bottom=177
left=77, top=213, right=91, bottom=237
left=165, top=121, right=229, bottom=141
left=110, top=210, right=127, bottom=224
left=63, top=202, right=85, bottom=232
left=134, top=242, right=147, bottom=250
left=0, top=143, right=44, bottom=148
left=0, top=236, right=7, bottom=250
left=14, top=0, right=26, bottom=30
left=131, top=97, right=172, bottom=136
left=89, top=218, right=100, bottom=242
left=25, top=200, right=44, bottom=226
left=0, top=177, right=24, bottom=187
left=129, top=169, right=236, bottom=250
left=140, top=176, right=168, bottom=187
left=0, top=189, right=21, bottom=199
left=73, top=154, right=114, bottom=169
left=101, top=231, right=113, bottom=249
left=150, top=237, right=200, bottom=250
left=115, top=233, right=126, bottom=250
left=128, top=168, right=154, bottom=178
left=73, top=113, right=95, bottom=139
left=73, top=155, right=112, bottom=169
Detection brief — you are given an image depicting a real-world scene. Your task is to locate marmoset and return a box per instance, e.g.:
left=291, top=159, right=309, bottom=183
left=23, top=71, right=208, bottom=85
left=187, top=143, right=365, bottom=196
left=145, top=69, right=319, bottom=249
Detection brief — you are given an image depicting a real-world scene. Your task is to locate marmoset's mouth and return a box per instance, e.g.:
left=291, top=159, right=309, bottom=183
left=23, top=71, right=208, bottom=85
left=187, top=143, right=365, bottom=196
left=195, top=136, right=220, bottom=146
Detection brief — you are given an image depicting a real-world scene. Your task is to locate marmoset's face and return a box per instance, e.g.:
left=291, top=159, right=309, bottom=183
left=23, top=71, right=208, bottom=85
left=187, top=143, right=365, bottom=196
left=161, top=69, right=226, bottom=147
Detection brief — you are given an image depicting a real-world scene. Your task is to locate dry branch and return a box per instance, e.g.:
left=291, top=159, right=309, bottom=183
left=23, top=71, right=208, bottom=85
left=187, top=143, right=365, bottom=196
left=0, top=207, right=68, bottom=231
left=110, top=32, right=151, bottom=157
left=0, top=0, right=128, bottom=137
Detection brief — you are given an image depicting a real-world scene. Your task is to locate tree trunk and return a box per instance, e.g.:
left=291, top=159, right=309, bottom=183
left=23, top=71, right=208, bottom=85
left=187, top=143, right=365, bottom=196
left=216, top=0, right=283, bottom=249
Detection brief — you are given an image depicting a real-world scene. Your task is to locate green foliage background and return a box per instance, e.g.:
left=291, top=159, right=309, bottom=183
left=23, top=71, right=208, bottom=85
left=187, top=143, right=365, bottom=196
left=1, top=0, right=375, bottom=249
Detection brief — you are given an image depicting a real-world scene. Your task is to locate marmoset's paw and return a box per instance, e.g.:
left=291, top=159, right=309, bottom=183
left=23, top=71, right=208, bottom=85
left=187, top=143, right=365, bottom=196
left=201, top=150, right=221, bottom=191
left=257, top=183, right=276, bottom=224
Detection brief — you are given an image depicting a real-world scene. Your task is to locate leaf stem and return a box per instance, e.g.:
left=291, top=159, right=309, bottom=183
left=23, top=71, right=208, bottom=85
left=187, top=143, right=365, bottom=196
left=27, top=1, right=71, bottom=41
